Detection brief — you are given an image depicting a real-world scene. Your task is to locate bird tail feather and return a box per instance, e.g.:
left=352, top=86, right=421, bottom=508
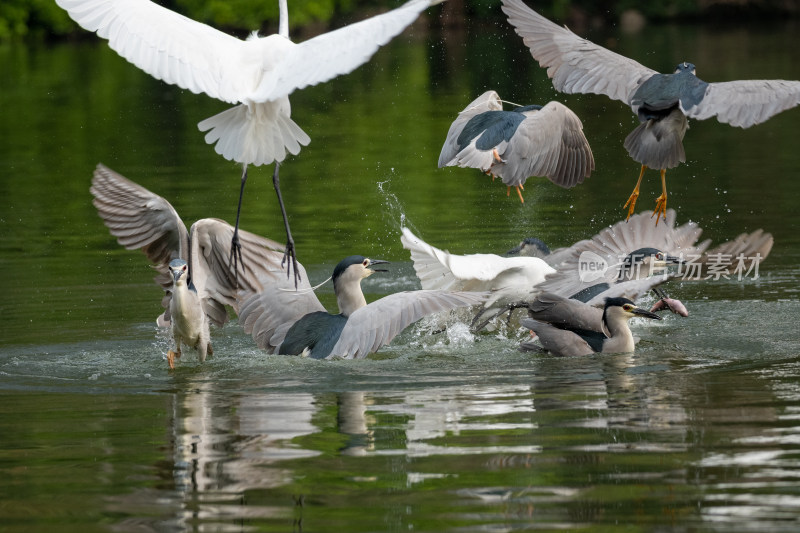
left=198, top=99, right=311, bottom=166
left=624, top=120, right=686, bottom=169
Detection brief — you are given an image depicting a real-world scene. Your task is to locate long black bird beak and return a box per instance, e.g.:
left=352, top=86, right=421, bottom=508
left=369, top=259, right=390, bottom=273
left=632, top=306, right=663, bottom=320
left=665, top=254, right=683, bottom=265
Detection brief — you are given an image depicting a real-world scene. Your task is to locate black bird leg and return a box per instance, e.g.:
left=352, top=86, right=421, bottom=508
left=229, top=164, right=248, bottom=287
left=272, top=162, right=301, bottom=288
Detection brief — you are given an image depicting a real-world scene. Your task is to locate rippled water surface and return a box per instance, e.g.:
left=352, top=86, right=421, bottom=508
left=2, top=11, right=800, bottom=532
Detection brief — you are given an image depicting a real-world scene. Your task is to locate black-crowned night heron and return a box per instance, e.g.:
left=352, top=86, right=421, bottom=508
left=91, top=164, right=283, bottom=368
left=438, top=90, right=595, bottom=203
left=238, top=255, right=487, bottom=359
left=400, top=227, right=555, bottom=327
left=520, top=293, right=662, bottom=356
left=402, top=209, right=773, bottom=332
left=502, top=0, right=800, bottom=223
left=537, top=209, right=774, bottom=308
left=57, top=0, right=440, bottom=283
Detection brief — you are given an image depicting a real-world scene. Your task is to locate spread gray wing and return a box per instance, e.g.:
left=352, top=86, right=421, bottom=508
left=683, top=80, right=800, bottom=128
left=686, top=228, right=774, bottom=279
left=526, top=291, right=603, bottom=330
left=238, top=262, right=326, bottom=353
left=501, top=0, right=656, bottom=105
left=90, top=163, right=188, bottom=319
left=188, top=219, right=285, bottom=326
left=494, top=101, right=594, bottom=188
left=91, top=163, right=188, bottom=271
left=439, top=90, right=503, bottom=168
left=536, top=209, right=704, bottom=298
left=328, top=290, right=488, bottom=359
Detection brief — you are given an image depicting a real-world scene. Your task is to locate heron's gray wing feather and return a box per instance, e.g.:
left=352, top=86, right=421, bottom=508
left=438, top=91, right=503, bottom=167
left=703, top=229, right=773, bottom=262
left=238, top=266, right=326, bottom=353
left=260, top=0, right=435, bottom=101
left=56, top=0, right=244, bottom=103
left=544, top=244, right=584, bottom=268
left=91, top=163, right=188, bottom=286
left=526, top=292, right=603, bottom=330
left=683, top=80, right=800, bottom=128
left=583, top=275, right=672, bottom=307
left=687, top=229, right=774, bottom=278
left=501, top=0, right=656, bottom=104
left=520, top=318, right=595, bottom=356
left=497, top=101, right=594, bottom=188
left=188, top=219, right=285, bottom=326
left=536, top=209, right=708, bottom=298
left=329, top=290, right=488, bottom=359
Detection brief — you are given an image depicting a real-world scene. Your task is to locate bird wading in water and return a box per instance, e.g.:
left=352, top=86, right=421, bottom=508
left=90, top=164, right=284, bottom=369
left=520, top=294, right=662, bottom=357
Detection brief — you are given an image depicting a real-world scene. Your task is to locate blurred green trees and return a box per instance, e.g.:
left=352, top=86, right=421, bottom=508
left=2, top=0, right=798, bottom=41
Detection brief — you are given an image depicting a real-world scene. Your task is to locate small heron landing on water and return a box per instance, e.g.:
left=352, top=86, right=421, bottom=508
left=502, top=0, right=800, bottom=223
left=91, top=164, right=284, bottom=368
left=238, top=255, right=487, bottom=359
left=520, top=294, right=662, bottom=357
left=56, top=0, right=440, bottom=283
left=438, top=90, right=594, bottom=203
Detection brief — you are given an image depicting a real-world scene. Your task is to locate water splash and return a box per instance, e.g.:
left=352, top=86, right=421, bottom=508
left=376, top=175, right=414, bottom=234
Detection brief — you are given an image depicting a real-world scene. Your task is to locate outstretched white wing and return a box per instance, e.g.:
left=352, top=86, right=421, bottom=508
left=56, top=0, right=244, bottom=103
left=259, top=0, right=439, bottom=101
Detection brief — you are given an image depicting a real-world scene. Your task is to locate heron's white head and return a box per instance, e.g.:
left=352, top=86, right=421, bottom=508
left=169, top=259, right=189, bottom=285
left=332, top=256, right=389, bottom=317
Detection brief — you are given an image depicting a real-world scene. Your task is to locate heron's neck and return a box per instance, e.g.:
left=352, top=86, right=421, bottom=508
left=278, top=0, right=289, bottom=38
left=335, top=279, right=367, bottom=318
left=601, top=312, right=635, bottom=353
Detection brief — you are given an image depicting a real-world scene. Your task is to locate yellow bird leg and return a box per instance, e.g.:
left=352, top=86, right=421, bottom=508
left=505, top=185, right=525, bottom=203
left=514, top=185, right=525, bottom=204
left=652, top=169, right=668, bottom=225
left=492, top=148, right=503, bottom=163
left=623, top=165, right=647, bottom=221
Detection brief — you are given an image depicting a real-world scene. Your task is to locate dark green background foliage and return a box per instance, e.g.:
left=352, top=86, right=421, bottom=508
left=4, top=0, right=800, bottom=41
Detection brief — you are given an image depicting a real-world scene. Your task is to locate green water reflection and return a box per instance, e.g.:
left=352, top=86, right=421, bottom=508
left=1, top=13, right=800, bottom=533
